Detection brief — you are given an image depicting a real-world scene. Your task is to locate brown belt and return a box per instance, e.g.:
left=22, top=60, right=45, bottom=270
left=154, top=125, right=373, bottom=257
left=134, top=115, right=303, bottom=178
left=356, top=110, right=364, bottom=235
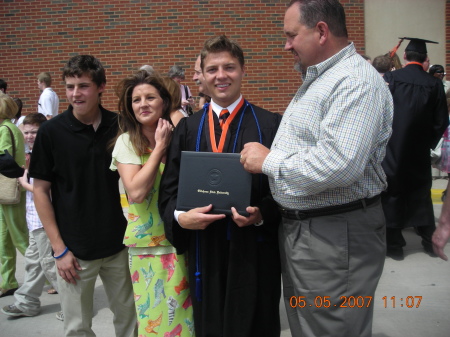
left=279, top=195, right=381, bottom=220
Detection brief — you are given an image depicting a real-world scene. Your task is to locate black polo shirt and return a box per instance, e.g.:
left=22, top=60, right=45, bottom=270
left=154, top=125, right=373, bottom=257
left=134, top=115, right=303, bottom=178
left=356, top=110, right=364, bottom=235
left=29, top=105, right=126, bottom=260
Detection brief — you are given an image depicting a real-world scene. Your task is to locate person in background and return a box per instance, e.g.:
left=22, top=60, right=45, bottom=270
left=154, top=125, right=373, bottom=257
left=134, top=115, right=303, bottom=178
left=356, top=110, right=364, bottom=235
left=29, top=55, right=137, bottom=337
left=12, top=98, right=23, bottom=126
left=372, top=55, right=392, bottom=77
left=139, top=64, right=155, bottom=75
left=37, top=72, right=59, bottom=120
left=430, top=64, right=450, bottom=201
left=430, top=64, right=447, bottom=80
left=386, top=39, right=404, bottom=71
left=111, top=70, right=194, bottom=337
left=1, top=112, right=63, bottom=320
left=433, top=180, right=450, bottom=260
left=389, top=52, right=403, bottom=70
left=429, top=64, right=450, bottom=110
left=192, top=55, right=211, bottom=109
left=240, top=1, right=393, bottom=336
left=382, top=38, right=448, bottom=260
left=0, top=79, right=7, bottom=93
left=168, top=65, right=195, bottom=116
left=0, top=92, right=28, bottom=298
left=162, top=76, right=189, bottom=125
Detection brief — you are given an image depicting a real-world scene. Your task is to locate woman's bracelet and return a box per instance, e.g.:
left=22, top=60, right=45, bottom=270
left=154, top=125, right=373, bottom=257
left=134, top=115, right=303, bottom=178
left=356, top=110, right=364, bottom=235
left=52, top=247, right=69, bottom=259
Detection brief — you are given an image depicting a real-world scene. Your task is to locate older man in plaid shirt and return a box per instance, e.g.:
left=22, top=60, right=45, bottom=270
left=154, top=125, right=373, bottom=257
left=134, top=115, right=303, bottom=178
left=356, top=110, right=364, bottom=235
left=240, top=1, right=393, bottom=337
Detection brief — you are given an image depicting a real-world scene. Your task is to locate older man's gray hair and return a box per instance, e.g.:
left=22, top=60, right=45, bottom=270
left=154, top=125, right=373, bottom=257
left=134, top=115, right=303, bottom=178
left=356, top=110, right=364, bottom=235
left=139, top=65, right=154, bottom=75
left=168, top=65, right=185, bottom=79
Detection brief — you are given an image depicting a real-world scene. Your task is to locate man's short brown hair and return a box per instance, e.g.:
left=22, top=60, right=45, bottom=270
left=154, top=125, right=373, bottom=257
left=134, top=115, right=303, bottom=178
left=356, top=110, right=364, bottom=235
left=200, top=35, right=245, bottom=70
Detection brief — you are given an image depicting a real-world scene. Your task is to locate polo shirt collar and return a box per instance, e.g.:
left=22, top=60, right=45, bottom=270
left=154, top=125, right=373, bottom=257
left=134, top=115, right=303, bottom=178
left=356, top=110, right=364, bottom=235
left=65, top=104, right=115, bottom=132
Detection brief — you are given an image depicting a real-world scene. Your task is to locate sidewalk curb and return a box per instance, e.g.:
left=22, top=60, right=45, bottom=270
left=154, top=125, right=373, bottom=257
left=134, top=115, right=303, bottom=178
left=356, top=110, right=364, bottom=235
left=432, top=189, right=445, bottom=204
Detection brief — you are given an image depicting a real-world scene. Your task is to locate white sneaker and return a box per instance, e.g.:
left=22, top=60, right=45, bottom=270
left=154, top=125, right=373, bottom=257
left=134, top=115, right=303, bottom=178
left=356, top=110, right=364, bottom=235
left=56, top=311, right=64, bottom=321
left=1, top=304, right=35, bottom=317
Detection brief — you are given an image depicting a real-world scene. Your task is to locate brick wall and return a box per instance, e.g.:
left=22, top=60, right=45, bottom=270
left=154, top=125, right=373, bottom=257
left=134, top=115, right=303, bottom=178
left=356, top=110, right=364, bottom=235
left=1, top=0, right=365, bottom=116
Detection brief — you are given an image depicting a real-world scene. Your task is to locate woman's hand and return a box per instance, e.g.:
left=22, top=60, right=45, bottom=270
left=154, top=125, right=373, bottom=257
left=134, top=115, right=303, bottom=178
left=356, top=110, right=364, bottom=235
left=154, top=118, right=173, bottom=151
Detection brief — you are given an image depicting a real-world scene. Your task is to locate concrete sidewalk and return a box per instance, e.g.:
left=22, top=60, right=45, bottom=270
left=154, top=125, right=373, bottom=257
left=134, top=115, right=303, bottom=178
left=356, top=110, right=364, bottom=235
left=1, top=179, right=450, bottom=336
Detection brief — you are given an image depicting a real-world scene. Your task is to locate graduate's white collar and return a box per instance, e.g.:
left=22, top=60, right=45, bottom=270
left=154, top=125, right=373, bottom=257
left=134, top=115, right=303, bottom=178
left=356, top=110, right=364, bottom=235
left=210, top=95, right=243, bottom=118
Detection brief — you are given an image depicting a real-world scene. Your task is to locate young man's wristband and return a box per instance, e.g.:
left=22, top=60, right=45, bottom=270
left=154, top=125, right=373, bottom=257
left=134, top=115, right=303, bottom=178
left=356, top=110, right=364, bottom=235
left=52, top=247, right=69, bottom=259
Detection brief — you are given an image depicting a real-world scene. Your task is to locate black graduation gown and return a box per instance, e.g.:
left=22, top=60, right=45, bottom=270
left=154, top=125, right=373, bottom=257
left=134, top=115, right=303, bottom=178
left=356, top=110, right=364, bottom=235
left=159, top=102, right=282, bottom=337
left=382, top=64, right=449, bottom=228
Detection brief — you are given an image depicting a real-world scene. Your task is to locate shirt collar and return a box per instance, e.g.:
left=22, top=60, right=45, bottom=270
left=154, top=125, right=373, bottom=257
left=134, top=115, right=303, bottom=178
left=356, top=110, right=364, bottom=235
left=210, top=94, right=243, bottom=118
left=302, top=42, right=356, bottom=82
left=66, top=105, right=115, bottom=132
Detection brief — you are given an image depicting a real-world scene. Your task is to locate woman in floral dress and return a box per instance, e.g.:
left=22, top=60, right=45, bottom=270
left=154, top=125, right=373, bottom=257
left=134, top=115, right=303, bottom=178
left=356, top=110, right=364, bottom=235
left=111, top=71, right=194, bottom=336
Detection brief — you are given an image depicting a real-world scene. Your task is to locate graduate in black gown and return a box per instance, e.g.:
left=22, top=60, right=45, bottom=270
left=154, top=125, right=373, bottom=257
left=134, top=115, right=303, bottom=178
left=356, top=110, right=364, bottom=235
left=159, top=35, right=282, bottom=337
left=382, top=37, right=449, bottom=260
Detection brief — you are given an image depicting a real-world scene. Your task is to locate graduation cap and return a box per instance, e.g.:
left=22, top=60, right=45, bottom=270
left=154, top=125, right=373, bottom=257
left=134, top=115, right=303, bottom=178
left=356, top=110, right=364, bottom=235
left=400, top=37, right=438, bottom=54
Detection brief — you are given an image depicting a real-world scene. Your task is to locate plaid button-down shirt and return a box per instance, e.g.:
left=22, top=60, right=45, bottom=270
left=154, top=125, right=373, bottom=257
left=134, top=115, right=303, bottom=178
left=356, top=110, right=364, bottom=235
left=263, top=43, right=393, bottom=210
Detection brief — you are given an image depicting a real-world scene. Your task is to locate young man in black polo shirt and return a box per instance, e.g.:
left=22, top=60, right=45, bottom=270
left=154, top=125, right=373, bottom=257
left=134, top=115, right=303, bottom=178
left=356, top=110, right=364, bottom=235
left=29, top=55, right=137, bottom=337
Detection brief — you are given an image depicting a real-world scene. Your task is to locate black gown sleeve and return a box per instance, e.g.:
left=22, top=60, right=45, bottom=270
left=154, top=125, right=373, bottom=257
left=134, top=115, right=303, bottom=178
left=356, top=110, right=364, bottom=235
left=159, top=118, right=191, bottom=253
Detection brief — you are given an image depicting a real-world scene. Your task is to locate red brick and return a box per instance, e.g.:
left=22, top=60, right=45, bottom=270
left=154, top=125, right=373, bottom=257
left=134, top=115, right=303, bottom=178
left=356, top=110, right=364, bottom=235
left=1, top=0, right=366, bottom=115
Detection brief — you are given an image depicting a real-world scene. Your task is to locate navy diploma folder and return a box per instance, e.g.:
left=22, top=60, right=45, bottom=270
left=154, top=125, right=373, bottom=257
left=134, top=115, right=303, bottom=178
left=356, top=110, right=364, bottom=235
left=176, top=151, right=252, bottom=216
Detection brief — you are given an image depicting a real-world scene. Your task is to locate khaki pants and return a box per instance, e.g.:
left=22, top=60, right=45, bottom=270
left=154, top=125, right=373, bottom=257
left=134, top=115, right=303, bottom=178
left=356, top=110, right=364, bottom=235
left=58, top=248, right=137, bottom=337
left=279, top=201, right=386, bottom=337
left=14, top=227, right=59, bottom=315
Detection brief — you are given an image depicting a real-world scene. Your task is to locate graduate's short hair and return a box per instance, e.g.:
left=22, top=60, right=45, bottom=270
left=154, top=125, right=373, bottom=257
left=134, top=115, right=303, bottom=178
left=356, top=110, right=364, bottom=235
left=200, top=35, right=245, bottom=70
left=405, top=51, right=427, bottom=64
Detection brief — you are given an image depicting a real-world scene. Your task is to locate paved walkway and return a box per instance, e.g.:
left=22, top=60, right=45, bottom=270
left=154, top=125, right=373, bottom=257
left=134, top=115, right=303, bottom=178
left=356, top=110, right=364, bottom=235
left=1, top=179, right=449, bottom=337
